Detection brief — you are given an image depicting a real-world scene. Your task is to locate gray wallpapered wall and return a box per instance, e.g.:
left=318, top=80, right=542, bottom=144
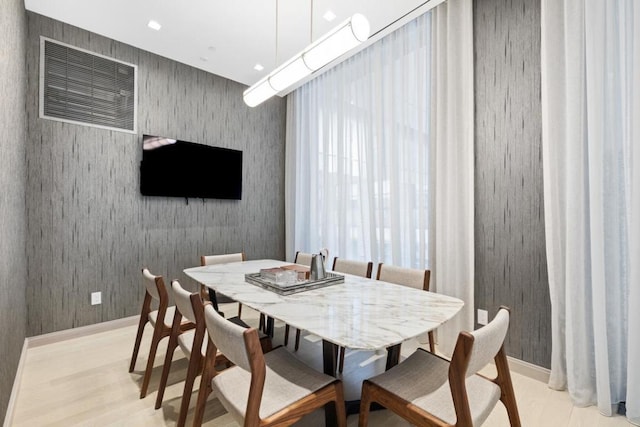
left=474, top=0, right=551, bottom=368
left=0, top=0, right=28, bottom=420
left=24, top=13, right=287, bottom=336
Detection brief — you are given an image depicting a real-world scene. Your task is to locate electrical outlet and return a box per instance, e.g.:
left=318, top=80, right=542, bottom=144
left=477, top=309, right=488, bottom=325
left=91, top=291, right=102, bottom=305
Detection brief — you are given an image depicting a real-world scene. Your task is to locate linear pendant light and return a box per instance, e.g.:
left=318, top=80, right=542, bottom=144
left=243, top=13, right=370, bottom=107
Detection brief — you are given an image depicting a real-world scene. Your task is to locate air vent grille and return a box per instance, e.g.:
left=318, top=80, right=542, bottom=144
left=40, top=37, right=137, bottom=133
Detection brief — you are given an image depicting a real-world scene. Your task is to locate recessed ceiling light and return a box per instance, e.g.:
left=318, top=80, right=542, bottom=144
left=323, top=10, right=336, bottom=22
left=254, top=63, right=264, bottom=71
left=147, top=20, right=162, bottom=31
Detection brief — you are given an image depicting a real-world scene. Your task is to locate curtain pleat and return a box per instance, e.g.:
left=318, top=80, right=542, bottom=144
left=541, top=0, right=639, bottom=423
left=429, top=0, right=475, bottom=356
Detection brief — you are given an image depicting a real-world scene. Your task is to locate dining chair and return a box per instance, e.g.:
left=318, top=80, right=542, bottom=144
left=376, top=263, right=435, bottom=353
left=192, top=303, right=347, bottom=427
left=284, top=250, right=314, bottom=351
left=129, top=268, right=194, bottom=399
left=332, top=257, right=374, bottom=373
left=293, top=250, right=314, bottom=267
left=201, top=252, right=271, bottom=335
left=359, top=306, right=521, bottom=427
left=154, top=281, right=224, bottom=426
left=200, top=252, right=245, bottom=318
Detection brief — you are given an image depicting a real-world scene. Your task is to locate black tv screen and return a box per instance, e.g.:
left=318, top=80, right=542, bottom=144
left=140, top=135, right=242, bottom=200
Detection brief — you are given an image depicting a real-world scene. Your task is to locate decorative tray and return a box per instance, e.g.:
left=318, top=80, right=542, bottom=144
left=244, top=272, right=344, bottom=295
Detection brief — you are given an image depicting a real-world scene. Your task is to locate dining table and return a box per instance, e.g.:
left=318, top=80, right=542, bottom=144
left=184, top=259, right=464, bottom=425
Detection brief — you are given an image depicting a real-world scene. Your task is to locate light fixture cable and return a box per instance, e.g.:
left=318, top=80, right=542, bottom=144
left=243, top=0, right=371, bottom=107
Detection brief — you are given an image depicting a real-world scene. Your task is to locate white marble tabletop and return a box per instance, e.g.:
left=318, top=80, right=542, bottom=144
left=184, top=259, right=464, bottom=351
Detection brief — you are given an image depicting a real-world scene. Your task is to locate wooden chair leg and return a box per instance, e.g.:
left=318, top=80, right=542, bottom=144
left=334, top=381, right=347, bottom=427
left=154, top=327, right=180, bottom=409
left=192, top=365, right=213, bottom=427
left=428, top=331, right=436, bottom=353
left=237, top=302, right=243, bottom=318
left=140, top=324, right=165, bottom=398
left=495, top=348, right=522, bottom=427
left=129, top=314, right=148, bottom=372
left=338, top=346, right=345, bottom=373
left=294, top=328, right=301, bottom=351
left=176, top=354, right=203, bottom=427
left=359, top=380, right=373, bottom=427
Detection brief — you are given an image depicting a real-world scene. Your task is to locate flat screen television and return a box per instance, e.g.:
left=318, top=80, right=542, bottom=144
left=140, top=134, right=242, bottom=200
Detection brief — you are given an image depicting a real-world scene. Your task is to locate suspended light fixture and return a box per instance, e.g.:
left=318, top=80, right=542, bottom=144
left=243, top=12, right=370, bottom=107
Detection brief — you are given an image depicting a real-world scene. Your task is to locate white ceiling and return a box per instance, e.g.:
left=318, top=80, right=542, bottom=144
left=24, top=0, right=442, bottom=94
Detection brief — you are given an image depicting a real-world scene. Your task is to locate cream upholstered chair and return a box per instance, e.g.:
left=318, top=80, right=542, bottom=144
left=332, top=257, right=374, bottom=373
left=332, top=257, right=374, bottom=278
left=283, top=251, right=314, bottom=350
left=200, top=252, right=245, bottom=317
left=192, top=303, right=347, bottom=427
left=359, top=307, right=521, bottom=427
left=201, top=252, right=270, bottom=333
left=129, top=268, right=193, bottom=399
left=154, top=281, right=223, bottom=426
left=376, top=263, right=435, bottom=353
left=293, top=250, right=313, bottom=267
left=156, top=281, right=273, bottom=426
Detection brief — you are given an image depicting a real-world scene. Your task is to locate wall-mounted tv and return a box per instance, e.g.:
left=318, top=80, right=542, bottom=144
left=140, top=134, right=242, bottom=200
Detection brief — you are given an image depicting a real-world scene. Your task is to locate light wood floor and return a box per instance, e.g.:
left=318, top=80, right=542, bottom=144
left=9, top=305, right=631, bottom=426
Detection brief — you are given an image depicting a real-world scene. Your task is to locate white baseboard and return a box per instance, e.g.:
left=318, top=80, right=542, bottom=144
left=507, top=355, right=550, bottom=384
left=27, top=315, right=138, bottom=348
left=3, top=339, right=28, bottom=427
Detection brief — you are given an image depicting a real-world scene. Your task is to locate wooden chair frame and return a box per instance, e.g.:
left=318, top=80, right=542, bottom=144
left=129, top=269, right=194, bottom=399
left=376, top=263, right=435, bottom=353
left=359, top=307, right=521, bottom=427
left=193, top=303, right=346, bottom=427
left=155, top=283, right=230, bottom=427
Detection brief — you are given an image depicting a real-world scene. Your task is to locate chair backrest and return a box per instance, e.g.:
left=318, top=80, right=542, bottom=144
left=460, top=307, right=510, bottom=376
left=203, top=303, right=259, bottom=373
left=170, top=280, right=198, bottom=324
left=142, top=268, right=166, bottom=302
left=332, top=257, right=373, bottom=278
left=294, top=251, right=313, bottom=266
left=445, top=307, right=513, bottom=426
left=376, top=263, right=430, bottom=291
left=201, top=252, right=245, bottom=266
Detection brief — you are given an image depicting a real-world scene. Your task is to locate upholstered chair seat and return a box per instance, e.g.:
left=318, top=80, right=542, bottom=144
left=212, top=347, right=337, bottom=423
left=359, top=307, right=521, bottom=427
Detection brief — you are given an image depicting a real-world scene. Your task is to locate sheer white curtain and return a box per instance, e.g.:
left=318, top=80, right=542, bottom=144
left=541, top=0, right=640, bottom=423
left=285, top=0, right=474, bottom=354
left=286, top=13, right=433, bottom=268
left=429, top=0, right=474, bottom=356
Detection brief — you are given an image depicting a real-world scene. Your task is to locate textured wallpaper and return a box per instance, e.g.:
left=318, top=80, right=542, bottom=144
left=25, top=13, right=286, bottom=336
left=0, top=0, right=28, bottom=419
left=474, top=0, right=551, bottom=368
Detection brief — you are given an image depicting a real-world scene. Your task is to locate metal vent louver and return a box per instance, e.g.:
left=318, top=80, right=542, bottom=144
left=40, top=37, right=137, bottom=133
